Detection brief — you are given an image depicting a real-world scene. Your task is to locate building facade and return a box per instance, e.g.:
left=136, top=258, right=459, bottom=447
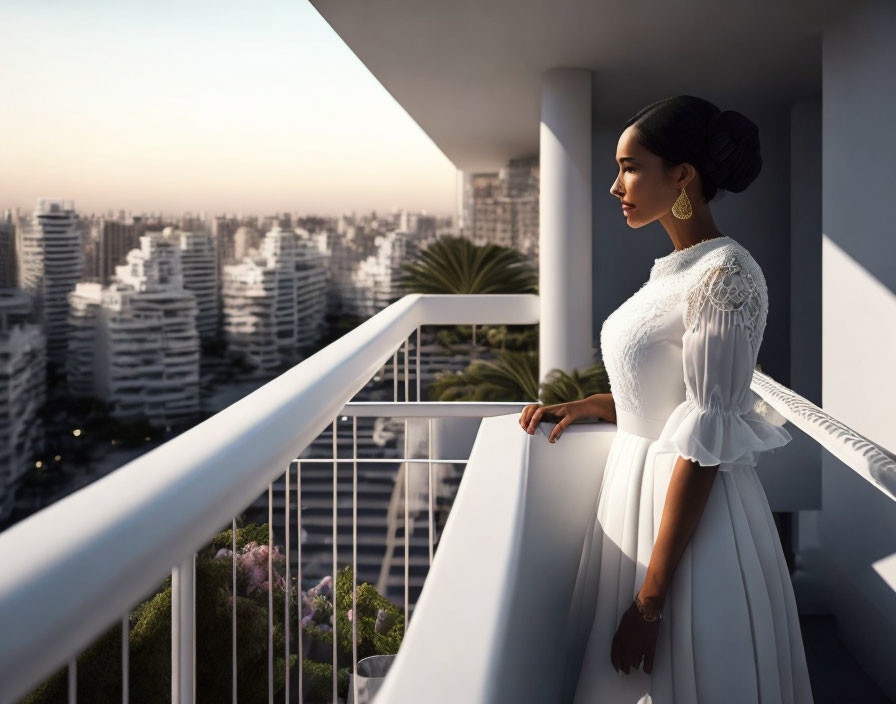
left=221, top=226, right=327, bottom=371
left=16, top=199, right=85, bottom=366
left=0, top=290, right=45, bottom=523
left=66, top=233, right=200, bottom=425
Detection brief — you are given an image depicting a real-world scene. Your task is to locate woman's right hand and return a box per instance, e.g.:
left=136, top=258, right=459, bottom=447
left=519, top=401, right=584, bottom=444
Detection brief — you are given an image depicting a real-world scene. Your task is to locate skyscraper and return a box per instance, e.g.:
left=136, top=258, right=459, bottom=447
left=461, top=155, right=539, bottom=261
left=0, top=212, right=16, bottom=289
left=66, top=233, right=200, bottom=425
left=168, top=227, right=218, bottom=339
left=221, top=226, right=326, bottom=371
left=17, top=199, right=85, bottom=366
left=0, top=289, right=46, bottom=523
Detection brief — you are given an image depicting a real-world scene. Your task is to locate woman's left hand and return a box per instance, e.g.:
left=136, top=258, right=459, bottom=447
left=610, top=598, right=662, bottom=675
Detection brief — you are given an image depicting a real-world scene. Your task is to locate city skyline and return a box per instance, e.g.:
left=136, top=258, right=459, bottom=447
left=1, top=0, right=458, bottom=217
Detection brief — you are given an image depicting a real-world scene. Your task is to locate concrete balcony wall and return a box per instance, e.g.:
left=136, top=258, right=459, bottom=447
left=817, top=0, right=896, bottom=697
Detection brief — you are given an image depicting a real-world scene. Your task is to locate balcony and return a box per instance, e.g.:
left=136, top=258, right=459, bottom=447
left=4, top=0, right=896, bottom=700
left=1, top=292, right=894, bottom=704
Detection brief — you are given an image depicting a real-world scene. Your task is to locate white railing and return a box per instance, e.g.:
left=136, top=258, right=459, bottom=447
left=749, top=368, right=896, bottom=504
left=0, top=293, right=538, bottom=704
left=4, top=288, right=894, bottom=704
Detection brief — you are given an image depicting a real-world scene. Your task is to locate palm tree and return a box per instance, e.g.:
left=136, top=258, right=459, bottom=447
left=429, top=349, right=541, bottom=402
left=397, top=236, right=538, bottom=347
left=428, top=348, right=610, bottom=404
left=399, top=235, right=610, bottom=405
left=397, top=236, right=538, bottom=295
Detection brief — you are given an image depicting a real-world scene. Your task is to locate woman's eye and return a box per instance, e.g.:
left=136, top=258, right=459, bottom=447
left=624, top=167, right=636, bottom=173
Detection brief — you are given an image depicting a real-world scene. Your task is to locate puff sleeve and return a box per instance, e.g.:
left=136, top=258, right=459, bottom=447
left=665, top=257, right=792, bottom=468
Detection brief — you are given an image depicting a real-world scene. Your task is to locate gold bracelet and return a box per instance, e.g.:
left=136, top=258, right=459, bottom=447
left=635, top=594, right=662, bottom=622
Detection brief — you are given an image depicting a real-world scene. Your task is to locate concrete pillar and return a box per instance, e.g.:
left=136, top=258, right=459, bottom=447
left=538, top=68, right=593, bottom=387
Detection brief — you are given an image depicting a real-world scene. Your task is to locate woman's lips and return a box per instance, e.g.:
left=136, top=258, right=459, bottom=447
left=622, top=204, right=635, bottom=215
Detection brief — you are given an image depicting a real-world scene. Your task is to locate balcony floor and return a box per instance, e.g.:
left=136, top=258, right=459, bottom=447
left=800, top=614, right=893, bottom=702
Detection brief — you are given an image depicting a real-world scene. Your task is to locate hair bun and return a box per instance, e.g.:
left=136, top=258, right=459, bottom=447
left=701, top=110, right=762, bottom=193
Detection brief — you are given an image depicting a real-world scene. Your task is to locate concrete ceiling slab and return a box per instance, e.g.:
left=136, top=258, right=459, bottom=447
left=310, top=0, right=852, bottom=172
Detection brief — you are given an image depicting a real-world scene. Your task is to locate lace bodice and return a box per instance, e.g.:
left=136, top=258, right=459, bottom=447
left=599, top=235, right=791, bottom=467
left=599, top=236, right=768, bottom=420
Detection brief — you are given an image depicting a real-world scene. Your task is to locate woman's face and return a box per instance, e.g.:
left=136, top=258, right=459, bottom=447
left=610, top=124, right=695, bottom=227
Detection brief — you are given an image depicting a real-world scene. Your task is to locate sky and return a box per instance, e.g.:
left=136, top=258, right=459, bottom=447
left=0, top=0, right=458, bottom=218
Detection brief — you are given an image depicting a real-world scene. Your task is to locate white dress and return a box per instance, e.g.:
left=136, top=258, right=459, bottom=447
left=565, top=236, right=814, bottom=703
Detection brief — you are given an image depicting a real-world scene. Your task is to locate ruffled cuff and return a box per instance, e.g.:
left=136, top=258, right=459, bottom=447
left=667, top=400, right=792, bottom=467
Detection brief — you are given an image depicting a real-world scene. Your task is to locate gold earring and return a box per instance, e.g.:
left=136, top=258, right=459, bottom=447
left=671, top=187, right=693, bottom=219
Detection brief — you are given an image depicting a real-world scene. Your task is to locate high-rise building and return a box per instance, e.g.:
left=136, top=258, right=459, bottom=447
left=66, top=233, right=200, bottom=425
left=342, top=230, right=420, bottom=318
left=163, top=227, right=218, bottom=339
left=89, top=218, right=145, bottom=286
left=462, top=155, right=539, bottom=261
left=293, top=231, right=328, bottom=351
left=0, top=212, right=16, bottom=288
left=0, top=289, right=46, bottom=523
left=17, top=199, right=85, bottom=365
left=221, top=226, right=326, bottom=371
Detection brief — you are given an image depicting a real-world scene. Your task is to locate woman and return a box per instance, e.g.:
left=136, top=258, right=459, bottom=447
left=519, top=96, right=813, bottom=703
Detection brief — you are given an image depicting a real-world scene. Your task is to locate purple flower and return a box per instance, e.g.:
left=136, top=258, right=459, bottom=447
left=309, top=575, right=332, bottom=597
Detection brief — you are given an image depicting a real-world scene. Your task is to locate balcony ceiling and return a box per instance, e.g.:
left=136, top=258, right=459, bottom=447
left=309, top=0, right=847, bottom=172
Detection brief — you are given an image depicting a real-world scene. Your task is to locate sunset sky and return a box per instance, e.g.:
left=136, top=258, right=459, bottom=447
left=1, top=0, right=457, bottom=218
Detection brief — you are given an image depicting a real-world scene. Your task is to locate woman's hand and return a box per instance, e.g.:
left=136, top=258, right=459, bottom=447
left=518, top=400, right=584, bottom=443
left=610, top=598, right=662, bottom=675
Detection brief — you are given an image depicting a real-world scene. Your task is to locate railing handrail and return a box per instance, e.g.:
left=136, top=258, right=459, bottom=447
left=750, top=368, right=896, bottom=503
left=0, top=293, right=539, bottom=704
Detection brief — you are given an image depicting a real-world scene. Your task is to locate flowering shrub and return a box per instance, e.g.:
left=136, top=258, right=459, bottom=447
left=214, top=541, right=286, bottom=594
left=20, top=522, right=403, bottom=704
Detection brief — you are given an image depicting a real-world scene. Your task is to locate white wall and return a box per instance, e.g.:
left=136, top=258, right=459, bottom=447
left=819, top=0, right=896, bottom=697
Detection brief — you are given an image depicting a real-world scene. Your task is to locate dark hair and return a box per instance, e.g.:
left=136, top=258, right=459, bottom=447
left=623, top=95, right=762, bottom=203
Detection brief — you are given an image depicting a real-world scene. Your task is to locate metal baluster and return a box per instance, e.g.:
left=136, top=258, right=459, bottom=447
left=404, top=417, right=409, bottom=632
left=297, top=461, right=304, bottom=704
left=393, top=349, right=398, bottom=401
left=268, top=483, right=274, bottom=704
left=192, top=553, right=196, bottom=704
left=404, top=336, right=410, bottom=629
left=352, top=415, right=359, bottom=704
left=171, top=554, right=195, bottom=704
left=285, top=464, right=291, bottom=702
left=68, top=657, right=75, bottom=703
left=428, top=417, right=434, bottom=566
left=232, top=517, right=237, bottom=704
left=332, top=418, right=338, bottom=704
left=416, top=325, right=421, bottom=401
left=122, top=612, right=129, bottom=703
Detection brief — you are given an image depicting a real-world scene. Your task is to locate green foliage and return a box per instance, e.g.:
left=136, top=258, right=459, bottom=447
left=22, top=581, right=172, bottom=703
left=539, top=363, right=610, bottom=405
left=21, top=524, right=404, bottom=704
left=429, top=349, right=540, bottom=402
left=303, top=659, right=350, bottom=702
left=435, top=327, right=462, bottom=350
left=481, top=323, right=539, bottom=352
left=397, top=236, right=537, bottom=295
left=428, top=349, right=610, bottom=404
left=333, top=565, right=405, bottom=660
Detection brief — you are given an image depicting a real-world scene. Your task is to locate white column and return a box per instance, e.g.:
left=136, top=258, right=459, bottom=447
left=539, top=68, right=593, bottom=386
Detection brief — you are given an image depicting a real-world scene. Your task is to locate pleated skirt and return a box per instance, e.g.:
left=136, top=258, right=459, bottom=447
left=564, top=427, right=814, bottom=704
